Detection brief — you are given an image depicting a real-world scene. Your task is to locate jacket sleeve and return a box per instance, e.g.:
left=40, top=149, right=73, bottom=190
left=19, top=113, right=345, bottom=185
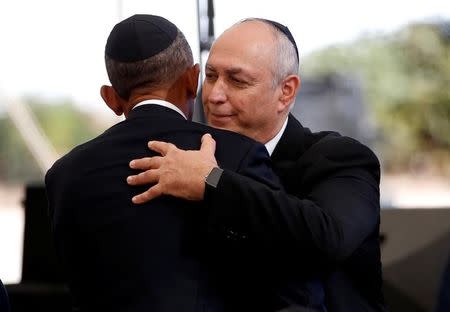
left=205, top=136, right=380, bottom=267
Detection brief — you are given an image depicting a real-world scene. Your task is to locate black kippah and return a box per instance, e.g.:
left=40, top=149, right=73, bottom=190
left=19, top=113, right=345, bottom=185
left=260, top=19, right=299, bottom=61
left=105, top=14, right=178, bottom=62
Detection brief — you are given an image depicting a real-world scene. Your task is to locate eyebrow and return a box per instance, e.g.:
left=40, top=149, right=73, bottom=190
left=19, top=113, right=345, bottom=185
left=205, top=64, right=244, bottom=75
left=205, top=64, right=215, bottom=71
left=205, top=64, right=257, bottom=81
left=225, top=67, right=243, bottom=75
left=227, top=67, right=257, bottom=82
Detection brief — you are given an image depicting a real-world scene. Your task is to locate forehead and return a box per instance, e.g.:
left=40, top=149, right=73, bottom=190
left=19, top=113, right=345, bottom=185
left=206, top=21, right=276, bottom=74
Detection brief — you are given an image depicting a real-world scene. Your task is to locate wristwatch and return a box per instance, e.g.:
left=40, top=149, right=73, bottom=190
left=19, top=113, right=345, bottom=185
left=205, top=167, right=224, bottom=188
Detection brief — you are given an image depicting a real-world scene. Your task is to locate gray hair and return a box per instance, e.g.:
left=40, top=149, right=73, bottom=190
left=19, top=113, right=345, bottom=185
left=105, top=30, right=193, bottom=99
left=239, top=18, right=299, bottom=88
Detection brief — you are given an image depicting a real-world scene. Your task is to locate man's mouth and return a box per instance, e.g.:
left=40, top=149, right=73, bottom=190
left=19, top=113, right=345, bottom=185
left=208, top=113, right=234, bottom=125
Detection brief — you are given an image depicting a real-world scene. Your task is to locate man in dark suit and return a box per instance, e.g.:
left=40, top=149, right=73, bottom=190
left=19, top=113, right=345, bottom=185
left=127, top=18, right=387, bottom=311
left=45, top=14, right=281, bottom=312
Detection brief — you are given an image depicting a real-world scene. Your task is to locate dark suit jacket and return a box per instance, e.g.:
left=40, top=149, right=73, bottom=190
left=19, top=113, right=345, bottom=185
left=205, top=114, right=387, bottom=311
left=0, top=279, right=10, bottom=312
left=45, top=105, right=281, bottom=312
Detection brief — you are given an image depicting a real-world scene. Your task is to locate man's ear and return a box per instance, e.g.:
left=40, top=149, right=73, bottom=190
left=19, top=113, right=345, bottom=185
left=186, top=64, right=200, bottom=98
left=278, top=75, right=301, bottom=112
left=100, top=85, right=124, bottom=116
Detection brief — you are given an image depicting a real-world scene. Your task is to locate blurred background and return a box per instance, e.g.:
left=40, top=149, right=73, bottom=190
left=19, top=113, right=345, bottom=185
left=0, top=0, right=449, bottom=311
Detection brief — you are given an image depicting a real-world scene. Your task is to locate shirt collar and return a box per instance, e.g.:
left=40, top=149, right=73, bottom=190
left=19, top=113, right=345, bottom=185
left=132, top=99, right=187, bottom=119
left=265, top=117, right=288, bottom=156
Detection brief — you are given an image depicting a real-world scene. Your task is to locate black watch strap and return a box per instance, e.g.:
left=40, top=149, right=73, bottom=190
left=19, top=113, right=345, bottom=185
left=205, top=167, right=224, bottom=188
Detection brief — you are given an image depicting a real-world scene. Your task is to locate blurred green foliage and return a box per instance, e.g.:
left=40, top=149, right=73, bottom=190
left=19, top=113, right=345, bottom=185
left=28, top=98, right=98, bottom=154
left=0, top=98, right=101, bottom=183
left=0, top=115, right=42, bottom=182
left=302, top=22, right=450, bottom=173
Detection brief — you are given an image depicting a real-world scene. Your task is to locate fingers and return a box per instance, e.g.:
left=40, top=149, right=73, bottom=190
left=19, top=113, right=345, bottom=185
left=129, top=156, right=162, bottom=170
left=127, top=169, right=159, bottom=186
left=129, top=136, right=214, bottom=204
left=132, top=184, right=163, bottom=204
left=148, top=141, right=177, bottom=156
left=200, top=133, right=216, bottom=156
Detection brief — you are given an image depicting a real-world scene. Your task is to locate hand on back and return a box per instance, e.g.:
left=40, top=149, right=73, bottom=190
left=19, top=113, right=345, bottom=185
left=127, top=134, right=218, bottom=203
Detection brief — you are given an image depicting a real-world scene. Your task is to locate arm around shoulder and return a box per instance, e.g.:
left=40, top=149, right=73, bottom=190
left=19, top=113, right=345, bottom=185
left=205, top=135, right=381, bottom=266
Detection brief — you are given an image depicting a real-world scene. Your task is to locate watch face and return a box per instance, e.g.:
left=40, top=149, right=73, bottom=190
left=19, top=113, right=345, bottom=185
left=206, top=167, right=223, bottom=188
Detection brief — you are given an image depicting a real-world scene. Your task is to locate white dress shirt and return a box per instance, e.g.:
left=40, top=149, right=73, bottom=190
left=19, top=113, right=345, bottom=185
left=264, top=118, right=288, bottom=156
left=133, top=99, right=187, bottom=119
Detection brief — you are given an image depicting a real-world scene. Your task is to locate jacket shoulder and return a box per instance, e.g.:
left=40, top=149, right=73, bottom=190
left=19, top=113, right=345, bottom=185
left=45, top=135, right=100, bottom=185
left=310, top=132, right=379, bottom=164
left=299, top=132, right=381, bottom=186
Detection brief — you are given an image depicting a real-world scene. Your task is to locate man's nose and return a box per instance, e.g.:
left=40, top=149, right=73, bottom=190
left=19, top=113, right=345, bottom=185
left=207, top=79, right=227, bottom=104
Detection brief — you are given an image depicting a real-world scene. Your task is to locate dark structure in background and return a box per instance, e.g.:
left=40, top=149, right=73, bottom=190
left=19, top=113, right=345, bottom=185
left=380, top=209, right=450, bottom=312
left=5, top=184, right=71, bottom=312
left=292, top=73, right=376, bottom=148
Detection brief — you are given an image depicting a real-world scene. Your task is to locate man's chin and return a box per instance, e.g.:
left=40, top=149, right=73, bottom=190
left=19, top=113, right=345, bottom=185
left=207, top=116, right=233, bottom=129
left=208, top=121, right=246, bottom=137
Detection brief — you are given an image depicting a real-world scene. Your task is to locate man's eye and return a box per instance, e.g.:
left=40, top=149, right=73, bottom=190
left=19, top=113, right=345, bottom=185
left=231, top=77, right=245, bottom=84
left=205, top=73, right=216, bottom=80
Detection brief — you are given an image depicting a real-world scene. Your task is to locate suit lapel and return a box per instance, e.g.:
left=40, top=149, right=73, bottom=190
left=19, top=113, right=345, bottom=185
left=270, top=114, right=310, bottom=193
left=271, top=114, right=308, bottom=163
